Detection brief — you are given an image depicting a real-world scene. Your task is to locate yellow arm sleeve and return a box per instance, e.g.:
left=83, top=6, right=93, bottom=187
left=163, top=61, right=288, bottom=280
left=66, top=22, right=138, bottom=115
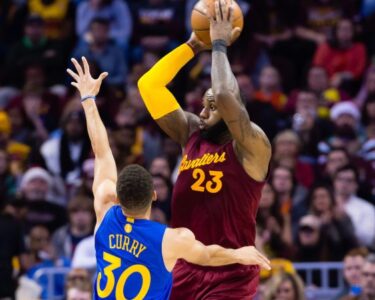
left=137, top=44, right=194, bottom=119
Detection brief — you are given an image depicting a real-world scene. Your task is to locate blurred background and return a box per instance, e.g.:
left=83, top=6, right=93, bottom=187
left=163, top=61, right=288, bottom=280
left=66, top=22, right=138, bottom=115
left=0, top=0, right=375, bottom=299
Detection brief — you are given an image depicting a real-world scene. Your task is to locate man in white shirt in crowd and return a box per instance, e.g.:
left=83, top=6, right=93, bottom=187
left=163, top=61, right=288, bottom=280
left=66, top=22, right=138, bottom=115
left=333, top=165, right=375, bottom=247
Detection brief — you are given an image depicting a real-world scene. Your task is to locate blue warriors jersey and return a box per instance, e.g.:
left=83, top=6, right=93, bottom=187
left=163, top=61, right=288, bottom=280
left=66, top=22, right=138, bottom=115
left=94, top=205, right=172, bottom=300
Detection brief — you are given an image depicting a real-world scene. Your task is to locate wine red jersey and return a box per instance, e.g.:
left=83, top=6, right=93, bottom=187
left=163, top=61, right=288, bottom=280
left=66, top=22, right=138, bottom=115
left=172, top=131, right=266, bottom=249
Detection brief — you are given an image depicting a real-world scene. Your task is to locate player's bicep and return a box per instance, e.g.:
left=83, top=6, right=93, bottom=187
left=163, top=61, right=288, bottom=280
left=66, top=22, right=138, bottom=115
left=94, top=179, right=117, bottom=224
left=156, top=110, right=199, bottom=146
left=173, top=228, right=209, bottom=265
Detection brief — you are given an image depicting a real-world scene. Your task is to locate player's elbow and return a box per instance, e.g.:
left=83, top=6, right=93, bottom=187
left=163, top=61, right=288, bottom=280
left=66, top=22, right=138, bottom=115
left=212, top=87, right=235, bottom=103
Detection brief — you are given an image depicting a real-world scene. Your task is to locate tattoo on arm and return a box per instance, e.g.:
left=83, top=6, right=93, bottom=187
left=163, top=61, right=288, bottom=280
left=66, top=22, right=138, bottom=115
left=227, top=110, right=251, bottom=143
left=227, top=110, right=271, bottom=149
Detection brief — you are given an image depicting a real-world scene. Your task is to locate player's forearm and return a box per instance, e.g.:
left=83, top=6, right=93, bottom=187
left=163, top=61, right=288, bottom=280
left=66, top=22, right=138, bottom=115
left=211, top=43, right=238, bottom=99
left=138, top=43, right=194, bottom=88
left=81, top=99, right=111, bottom=158
left=202, top=245, right=238, bottom=266
left=137, top=43, right=194, bottom=120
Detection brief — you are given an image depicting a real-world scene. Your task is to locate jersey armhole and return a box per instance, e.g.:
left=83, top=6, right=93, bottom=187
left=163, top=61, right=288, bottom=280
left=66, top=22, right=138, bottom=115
left=94, top=205, right=116, bottom=236
left=160, top=227, right=173, bottom=273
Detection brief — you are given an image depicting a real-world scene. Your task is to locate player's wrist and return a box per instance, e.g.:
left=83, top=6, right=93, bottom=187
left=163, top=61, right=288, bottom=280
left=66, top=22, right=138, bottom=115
left=81, top=95, right=96, bottom=102
left=212, top=39, right=227, bottom=53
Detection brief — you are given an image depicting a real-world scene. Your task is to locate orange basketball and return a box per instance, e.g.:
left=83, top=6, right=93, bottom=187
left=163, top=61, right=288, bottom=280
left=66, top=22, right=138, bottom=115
left=191, top=0, right=243, bottom=46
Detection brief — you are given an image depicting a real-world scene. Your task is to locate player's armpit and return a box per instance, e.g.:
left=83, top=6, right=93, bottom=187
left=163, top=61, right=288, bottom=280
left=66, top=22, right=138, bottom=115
left=94, top=179, right=117, bottom=226
left=156, top=111, right=199, bottom=147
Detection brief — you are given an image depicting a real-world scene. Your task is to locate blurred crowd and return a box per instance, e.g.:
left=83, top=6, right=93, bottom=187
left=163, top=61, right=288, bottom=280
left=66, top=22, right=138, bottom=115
left=1, top=0, right=375, bottom=299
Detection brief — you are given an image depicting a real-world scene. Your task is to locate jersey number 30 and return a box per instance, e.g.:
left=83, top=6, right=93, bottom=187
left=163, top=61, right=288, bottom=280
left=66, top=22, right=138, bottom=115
left=97, top=252, right=151, bottom=300
left=191, top=168, right=223, bottom=193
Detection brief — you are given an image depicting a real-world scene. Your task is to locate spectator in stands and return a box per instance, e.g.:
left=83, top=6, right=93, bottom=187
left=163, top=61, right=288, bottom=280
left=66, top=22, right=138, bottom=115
left=355, top=65, right=375, bottom=108
left=333, top=165, right=375, bottom=247
left=74, top=158, right=94, bottom=198
left=306, top=183, right=358, bottom=260
left=256, top=183, right=293, bottom=259
left=52, top=195, right=94, bottom=259
left=0, top=149, right=17, bottom=202
left=272, top=130, right=315, bottom=188
left=71, top=236, right=95, bottom=274
left=149, top=156, right=171, bottom=179
left=7, top=88, right=61, bottom=144
left=23, top=0, right=75, bottom=40
left=270, top=165, right=308, bottom=228
left=341, top=253, right=375, bottom=300
left=152, top=174, right=172, bottom=222
left=288, top=68, right=348, bottom=118
left=40, top=110, right=91, bottom=191
left=5, top=14, right=64, bottom=87
left=335, top=247, right=369, bottom=300
left=295, top=214, right=329, bottom=261
left=0, top=202, right=26, bottom=299
left=291, top=91, right=333, bottom=159
left=76, top=0, right=132, bottom=47
left=0, top=110, right=30, bottom=175
left=130, top=0, right=184, bottom=56
left=72, top=17, right=127, bottom=88
left=65, top=268, right=92, bottom=300
left=25, top=225, right=70, bottom=300
left=320, top=147, right=350, bottom=183
left=313, top=19, right=367, bottom=94
left=112, top=123, right=143, bottom=169
left=320, top=102, right=364, bottom=155
left=17, top=167, right=66, bottom=232
left=264, top=271, right=305, bottom=300
left=254, top=66, right=287, bottom=112
left=295, top=0, right=355, bottom=43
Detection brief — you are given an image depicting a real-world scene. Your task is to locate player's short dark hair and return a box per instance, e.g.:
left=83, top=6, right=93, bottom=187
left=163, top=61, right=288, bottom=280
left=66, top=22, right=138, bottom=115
left=116, top=164, right=154, bottom=213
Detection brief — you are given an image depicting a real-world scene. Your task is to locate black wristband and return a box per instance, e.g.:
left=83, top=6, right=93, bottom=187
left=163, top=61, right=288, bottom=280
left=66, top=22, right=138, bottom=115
left=212, top=39, right=227, bottom=53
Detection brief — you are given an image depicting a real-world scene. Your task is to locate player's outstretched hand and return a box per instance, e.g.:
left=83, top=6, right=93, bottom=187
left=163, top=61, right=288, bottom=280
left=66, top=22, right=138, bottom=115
left=235, top=246, right=271, bottom=270
left=67, top=57, right=108, bottom=99
left=208, top=0, right=241, bottom=46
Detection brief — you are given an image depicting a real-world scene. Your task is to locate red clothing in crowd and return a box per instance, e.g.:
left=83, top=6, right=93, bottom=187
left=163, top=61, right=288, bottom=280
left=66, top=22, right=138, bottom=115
left=313, top=42, right=367, bottom=79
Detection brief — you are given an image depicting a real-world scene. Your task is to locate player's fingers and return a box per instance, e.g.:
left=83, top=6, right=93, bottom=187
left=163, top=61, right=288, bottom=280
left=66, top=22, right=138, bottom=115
left=82, top=56, right=90, bottom=75
left=220, top=0, right=226, bottom=21
left=228, top=4, right=234, bottom=22
left=71, top=58, right=83, bottom=77
left=256, top=253, right=271, bottom=269
left=71, top=82, right=78, bottom=89
left=214, top=0, right=220, bottom=21
left=231, top=27, right=241, bottom=42
left=98, top=72, right=108, bottom=81
left=66, top=69, right=79, bottom=81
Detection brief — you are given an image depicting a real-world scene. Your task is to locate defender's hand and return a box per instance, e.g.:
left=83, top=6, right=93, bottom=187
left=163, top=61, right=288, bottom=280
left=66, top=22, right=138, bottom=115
left=67, top=57, right=108, bottom=98
left=209, top=0, right=241, bottom=45
left=235, top=246, right=271, bottom=270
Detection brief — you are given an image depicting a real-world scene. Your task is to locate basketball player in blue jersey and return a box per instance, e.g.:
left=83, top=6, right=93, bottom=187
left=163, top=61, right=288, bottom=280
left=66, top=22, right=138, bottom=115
left=67, top=57, right=271, bottom=300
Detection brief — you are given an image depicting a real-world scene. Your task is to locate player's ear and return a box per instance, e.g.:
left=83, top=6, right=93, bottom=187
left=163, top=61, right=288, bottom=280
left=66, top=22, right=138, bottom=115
left=152, top=190, right=157, bottom=202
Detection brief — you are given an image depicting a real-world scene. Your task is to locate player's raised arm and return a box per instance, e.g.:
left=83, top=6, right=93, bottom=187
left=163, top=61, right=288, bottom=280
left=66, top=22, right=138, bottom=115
left=137, top=35, right=207, bottom=147
left=67, top=57, right=117, bottom=224
left=209, top=0, right=271, bottom=181
left=163, top=228, right=271, bottom=271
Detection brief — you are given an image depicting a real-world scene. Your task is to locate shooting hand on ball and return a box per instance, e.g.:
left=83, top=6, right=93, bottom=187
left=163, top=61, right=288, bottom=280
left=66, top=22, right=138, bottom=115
left=187, top=32, right=211, bottom=54
left=209, top=0, right=241, bottom=45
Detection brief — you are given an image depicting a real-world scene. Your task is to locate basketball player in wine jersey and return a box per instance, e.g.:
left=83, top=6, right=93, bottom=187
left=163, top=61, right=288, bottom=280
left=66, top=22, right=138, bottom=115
left=67, top=57, right=270, bottom=299
left=138, top=0, right=272, bottom=299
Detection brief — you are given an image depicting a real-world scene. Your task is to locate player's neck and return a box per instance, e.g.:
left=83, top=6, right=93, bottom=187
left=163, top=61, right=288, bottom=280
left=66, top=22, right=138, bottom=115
left=122, top=206, right=151, bottom=220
